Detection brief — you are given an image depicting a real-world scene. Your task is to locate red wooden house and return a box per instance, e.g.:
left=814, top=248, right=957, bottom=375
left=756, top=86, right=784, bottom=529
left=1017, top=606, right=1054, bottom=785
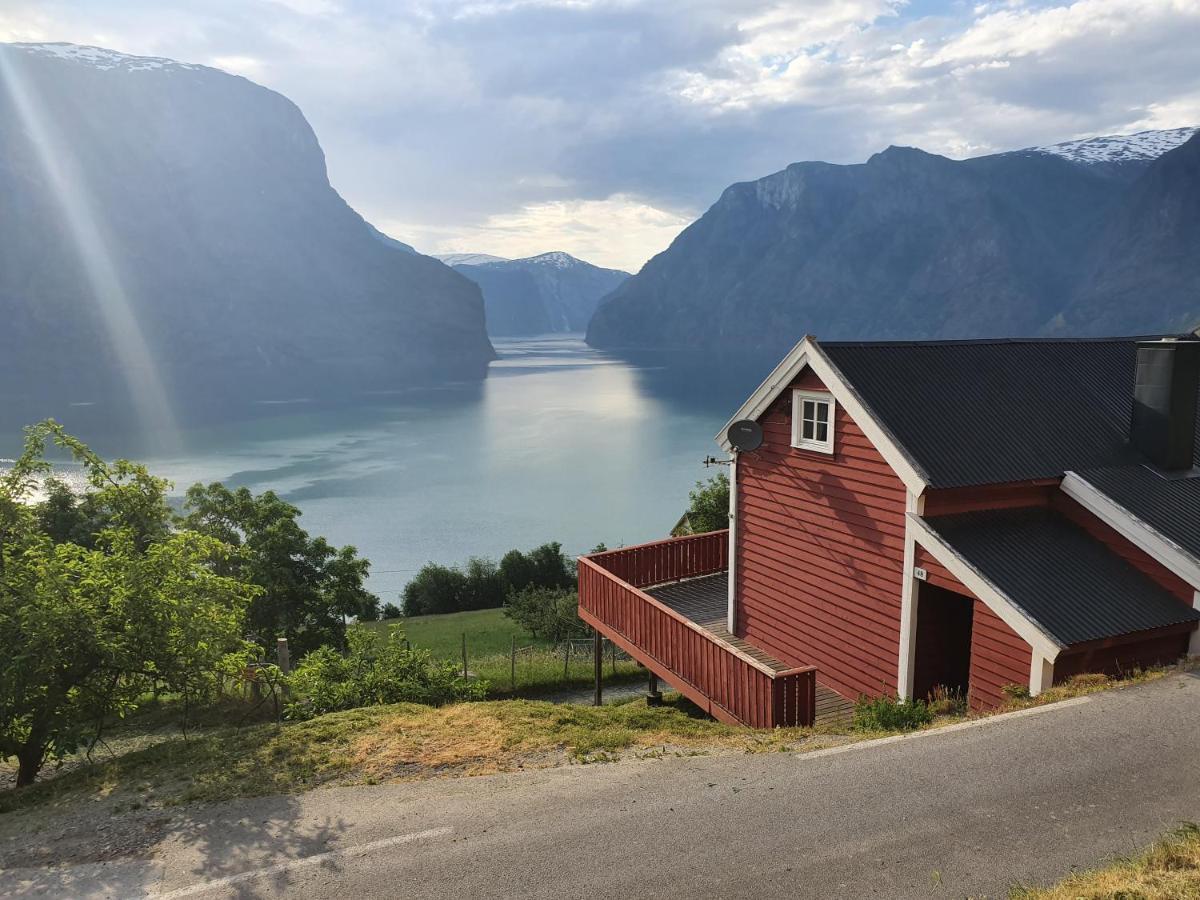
left=579, top=336, right=1200, bottom=727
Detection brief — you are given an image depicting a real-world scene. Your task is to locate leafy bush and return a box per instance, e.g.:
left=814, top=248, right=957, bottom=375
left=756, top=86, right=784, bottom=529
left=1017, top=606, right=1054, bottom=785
left=1001, top=682, right=1031, bottom=701
left=504, top=587, right=587, bottom=643
left=853, top=694, right=933, bottom=731
left=286, top=627, right=486, bottom=719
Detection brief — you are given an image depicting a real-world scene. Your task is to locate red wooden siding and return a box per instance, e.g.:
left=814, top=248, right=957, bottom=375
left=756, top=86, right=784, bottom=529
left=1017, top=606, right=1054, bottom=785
left=735, top=368, right=907, bottom=700
left=914, top=546, right=972, bottom=597
left=1051, top=493, right=1194, bottom=603
left=578, top=532, right=817, bottom=728
left=969, top=601, right=1034, bottom=711
left=914, top=544, right=1032, bottom=710
left=923, top=480, right=1057, bottom=516
left=1053, top=626, right=1192, bottom=682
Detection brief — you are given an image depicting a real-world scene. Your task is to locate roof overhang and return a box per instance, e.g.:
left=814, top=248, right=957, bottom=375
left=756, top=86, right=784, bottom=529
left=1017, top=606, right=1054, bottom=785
left=907, top=513, right=1064, bottom=661
left=714, top=336, right=929, bottom=496
left=1061, top=471, right=1200, bottom=591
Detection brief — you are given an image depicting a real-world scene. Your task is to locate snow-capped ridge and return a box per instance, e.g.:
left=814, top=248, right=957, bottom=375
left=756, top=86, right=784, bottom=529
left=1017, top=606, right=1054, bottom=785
left=8, top=42, right=202, bottom=73
left=522, top=251, right=579, bottom=269
left=1024, top=126, right=1198, bottom=165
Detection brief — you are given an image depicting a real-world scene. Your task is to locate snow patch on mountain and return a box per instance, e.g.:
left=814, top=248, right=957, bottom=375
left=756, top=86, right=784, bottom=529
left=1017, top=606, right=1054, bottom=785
left=1025, top=127, right=1198, bottom=164
left=10, top=42, right=202, bottom=73
left=522, top=251, right=578, bottom=270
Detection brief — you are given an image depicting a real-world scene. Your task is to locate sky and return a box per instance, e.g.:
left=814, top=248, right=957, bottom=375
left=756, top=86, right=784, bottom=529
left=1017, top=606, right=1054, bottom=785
left=3, top=0, right=1198, bottom=271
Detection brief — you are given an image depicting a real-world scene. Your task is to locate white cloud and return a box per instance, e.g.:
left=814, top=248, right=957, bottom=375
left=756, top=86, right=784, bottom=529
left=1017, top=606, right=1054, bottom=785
left=393, top=193, right=692, bottom=271
left=3, top=0, right=1199, bottom=269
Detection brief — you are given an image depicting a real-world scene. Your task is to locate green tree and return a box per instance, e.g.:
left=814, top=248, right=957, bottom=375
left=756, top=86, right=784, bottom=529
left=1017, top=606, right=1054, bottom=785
left=0, top=422, right=256, bottom=787
left=402, top=562, right=468, bottom=616
left=681, top=473, right=730, bottom=534
left=503, top=587, right=585, bottom=643
left=499, top=542, right=574, bottom=595
left=180, top=483, right=379, bottom=657
left=381, top=601, right=402, bottom=620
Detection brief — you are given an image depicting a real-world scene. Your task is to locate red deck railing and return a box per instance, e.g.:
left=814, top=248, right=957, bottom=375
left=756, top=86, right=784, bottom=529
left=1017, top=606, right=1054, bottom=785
left=578, top=531, right=816, bottom=728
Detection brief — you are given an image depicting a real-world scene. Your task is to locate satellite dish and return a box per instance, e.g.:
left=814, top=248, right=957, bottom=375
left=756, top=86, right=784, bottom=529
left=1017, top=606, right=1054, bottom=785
left=726, top=420, right=763, bottom=453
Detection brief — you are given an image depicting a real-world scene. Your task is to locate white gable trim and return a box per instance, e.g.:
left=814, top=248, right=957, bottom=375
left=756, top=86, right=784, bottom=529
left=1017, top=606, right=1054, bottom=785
left=1061, top=472, right=1200, bottom=591
left=714, top=336, right=929, bottom=496
left=907, top=513, right=1063, bottom=661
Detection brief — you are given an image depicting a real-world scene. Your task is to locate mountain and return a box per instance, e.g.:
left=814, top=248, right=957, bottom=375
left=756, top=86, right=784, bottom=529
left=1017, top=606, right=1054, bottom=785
left=1055, top=133, right=1200, bottom=335
left=0, top=42, right=494, bottom=420
left=446, top=251, right=629, bottom=336
left=587, top=129, right=1200, bottom=356
left=1020, top=126, right=1199, bottom=181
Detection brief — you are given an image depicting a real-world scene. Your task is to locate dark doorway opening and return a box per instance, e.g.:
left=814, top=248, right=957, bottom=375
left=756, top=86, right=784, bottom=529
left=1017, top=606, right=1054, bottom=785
left=913, top=583, right=974, bottom=702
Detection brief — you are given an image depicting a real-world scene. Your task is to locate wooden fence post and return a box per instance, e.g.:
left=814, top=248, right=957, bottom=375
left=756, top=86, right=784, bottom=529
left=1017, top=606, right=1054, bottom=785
left=510, top=635, right=516, bottom=692
left=563, top=640, right=571, bottom=681
left=276, top=637, right=291, bottom=675
left=461, top=633, right=467, bottom=679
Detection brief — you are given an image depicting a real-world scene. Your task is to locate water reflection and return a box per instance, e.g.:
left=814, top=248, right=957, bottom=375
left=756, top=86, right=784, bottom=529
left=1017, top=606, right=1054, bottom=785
left=1, top=336, right=768, bottom=601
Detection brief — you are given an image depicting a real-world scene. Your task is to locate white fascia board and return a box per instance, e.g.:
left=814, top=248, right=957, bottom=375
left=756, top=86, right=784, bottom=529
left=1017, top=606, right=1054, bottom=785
left=714, top=337, right=928, bottom=497
left=908, top=513, right=1063, bottom=661
left=1061, top=471, right=1200, bottom=591
left=727, top=453, right=738, bottom=632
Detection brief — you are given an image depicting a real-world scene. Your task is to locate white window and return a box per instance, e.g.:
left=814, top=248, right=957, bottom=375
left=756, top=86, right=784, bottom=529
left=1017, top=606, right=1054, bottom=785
left=792, top=390, right=835, bottom=453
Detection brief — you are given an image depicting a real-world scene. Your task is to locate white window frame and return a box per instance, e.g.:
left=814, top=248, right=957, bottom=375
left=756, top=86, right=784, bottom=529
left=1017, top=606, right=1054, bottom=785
left=791, top=389, right=835, bottom=454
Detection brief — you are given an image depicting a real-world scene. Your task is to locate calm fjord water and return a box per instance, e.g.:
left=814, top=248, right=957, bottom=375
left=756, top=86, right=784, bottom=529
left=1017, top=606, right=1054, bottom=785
left=9, top=337, right=764, bottom=602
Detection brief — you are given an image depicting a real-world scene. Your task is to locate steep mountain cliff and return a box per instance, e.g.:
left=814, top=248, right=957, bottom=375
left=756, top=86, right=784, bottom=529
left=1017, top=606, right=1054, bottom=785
left=588, top=146, right=1113, bottom=353
left=444, top=251, right=629, bottom=335
left=0, top=43, right=494, bottom=415
left=1056, top=133, right=1200, bottom=335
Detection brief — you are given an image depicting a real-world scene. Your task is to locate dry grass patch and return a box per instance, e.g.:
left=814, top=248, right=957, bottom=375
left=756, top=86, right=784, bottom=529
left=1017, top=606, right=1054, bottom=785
left=1012, top=823, right=1200, bottom=899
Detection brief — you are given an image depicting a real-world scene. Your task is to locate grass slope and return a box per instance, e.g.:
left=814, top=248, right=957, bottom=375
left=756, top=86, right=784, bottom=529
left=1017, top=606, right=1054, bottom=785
left=0, top=696, right=816, bottom=818
left=1013, top=823, right=1200, bottom=899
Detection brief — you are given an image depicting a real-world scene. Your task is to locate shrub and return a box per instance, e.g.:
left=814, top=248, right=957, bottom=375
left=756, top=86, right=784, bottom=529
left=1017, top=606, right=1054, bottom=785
left=402, top=563, right=469, bottom=615
left=853, top=694, right=933, bottom=731
left=381, top=602, right=402, bottom=620
left=1001, top=682, right=1031, bottom=701
left=504, top=587, right=587, bottom=643
left=286, top=627, right=486, bottom=719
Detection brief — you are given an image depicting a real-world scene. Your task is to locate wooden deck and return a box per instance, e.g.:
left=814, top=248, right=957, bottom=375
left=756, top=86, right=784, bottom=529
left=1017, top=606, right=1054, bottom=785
left=646, top=573, right=854, bottom=727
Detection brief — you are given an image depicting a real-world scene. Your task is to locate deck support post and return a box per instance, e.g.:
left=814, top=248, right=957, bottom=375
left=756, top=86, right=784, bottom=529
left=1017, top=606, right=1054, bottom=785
left=646, top=672, right=662, bottom=707
left=593, top=629, right=603, bottom=707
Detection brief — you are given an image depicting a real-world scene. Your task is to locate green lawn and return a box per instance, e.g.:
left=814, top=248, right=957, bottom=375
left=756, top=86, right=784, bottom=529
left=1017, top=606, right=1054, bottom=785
left=354, top=607, right=643, bottom=697
left=357, top=607, right=550, bottom=658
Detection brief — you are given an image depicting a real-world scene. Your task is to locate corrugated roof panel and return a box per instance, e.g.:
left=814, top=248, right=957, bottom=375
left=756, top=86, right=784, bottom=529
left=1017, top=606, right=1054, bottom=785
left=1077, top=465, right=1200, bottom=563
left=925, top=506, right=1200, bottom=646
left=820, top=338, right=1200, bottom=488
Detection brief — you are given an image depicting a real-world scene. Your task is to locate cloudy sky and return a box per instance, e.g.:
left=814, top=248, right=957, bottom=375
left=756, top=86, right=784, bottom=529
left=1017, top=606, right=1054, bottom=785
left=3, top=0, right=1198, bottom=271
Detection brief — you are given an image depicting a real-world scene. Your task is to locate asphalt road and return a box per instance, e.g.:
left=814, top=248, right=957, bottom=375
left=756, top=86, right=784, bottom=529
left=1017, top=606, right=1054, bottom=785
left=5, top=672, right=1200, bottom=899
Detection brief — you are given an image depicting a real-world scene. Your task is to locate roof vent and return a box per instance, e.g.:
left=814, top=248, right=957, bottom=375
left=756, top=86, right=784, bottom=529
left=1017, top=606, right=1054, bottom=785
left=1131, top=338, right=1200, bottom=471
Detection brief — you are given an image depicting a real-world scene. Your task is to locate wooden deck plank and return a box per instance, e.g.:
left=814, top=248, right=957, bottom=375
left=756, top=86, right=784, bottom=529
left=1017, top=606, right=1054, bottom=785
left=645, top=573, right=856, bottom=727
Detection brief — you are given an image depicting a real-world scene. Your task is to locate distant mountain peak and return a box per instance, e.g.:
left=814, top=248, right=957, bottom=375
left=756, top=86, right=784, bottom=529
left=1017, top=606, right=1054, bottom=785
left=8, top=42, right=202, bottom=73
left=1022, top=126, right=1199, bottom=165
left=521, top=251, right=579, bottom=269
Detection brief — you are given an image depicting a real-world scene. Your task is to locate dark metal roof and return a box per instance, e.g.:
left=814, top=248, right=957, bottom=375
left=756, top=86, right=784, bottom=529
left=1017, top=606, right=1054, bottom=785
left=819, top=337, right=1200, bottom=488
left=1076, top=465, right=1200, bottom=564
left=925, top=506, right=1200, bottom=647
